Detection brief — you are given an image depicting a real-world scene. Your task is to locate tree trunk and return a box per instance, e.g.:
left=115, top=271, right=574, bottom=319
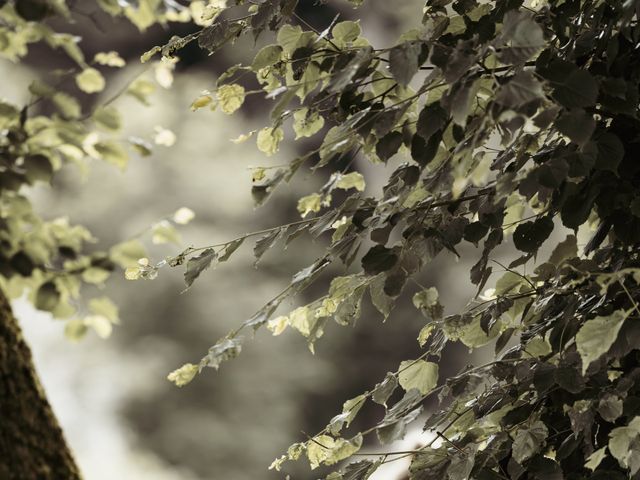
left=0, top=288, right=81, bottom=479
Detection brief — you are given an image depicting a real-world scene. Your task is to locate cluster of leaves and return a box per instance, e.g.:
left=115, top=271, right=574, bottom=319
left=0, top=0, right=204, bottom=339
left=136, top=0, right=640, bottom=478
left=5, top=0, right=640, bottom=479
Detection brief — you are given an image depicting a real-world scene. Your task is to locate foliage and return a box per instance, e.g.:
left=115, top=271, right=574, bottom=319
left=0, top=1, right=194, bottom=340
left=4, top=0, right=640, bottom=479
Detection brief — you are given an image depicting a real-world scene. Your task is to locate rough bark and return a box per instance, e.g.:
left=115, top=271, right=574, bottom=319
left=0, top=288, right=81, bottom=479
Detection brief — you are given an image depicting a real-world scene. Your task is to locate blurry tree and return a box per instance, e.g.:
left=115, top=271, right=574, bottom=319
left=3, top=1, right=640, bottom=480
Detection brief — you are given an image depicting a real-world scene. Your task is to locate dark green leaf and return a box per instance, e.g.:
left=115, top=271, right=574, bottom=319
left=184, top=248, right=217, bottom=287
left=361, top=245, right=398, bottom=275
left=513, top=217, right=554, bottom=253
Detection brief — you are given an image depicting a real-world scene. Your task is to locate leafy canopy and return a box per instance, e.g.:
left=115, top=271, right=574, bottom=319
left=4, top=0, right=640, bottom=479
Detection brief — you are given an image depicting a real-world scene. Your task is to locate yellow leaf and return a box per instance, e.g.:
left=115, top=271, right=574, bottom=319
left=256, top=126, right=284, bottom=156
left=217, top=84, right=245, bottom=114
left=336, top=172, right=365, bottom=192
left=173, top=207, right=195, bottom=225
left=167, top=363, right=199, bottom=387
left=297, top=193, right=322, bottom=218
left=191, top=94, right=213, bottom=111
left=94, top=51, right=126, bottom=67
left=76, top=68, right=106, bottom=93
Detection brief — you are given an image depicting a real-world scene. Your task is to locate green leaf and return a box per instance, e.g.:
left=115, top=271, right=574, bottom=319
left=512, top=217, right=554, bottom=253
left=184, top=248, right=217, bottom=287
left=329, top=394, right=366, bottom=434
left=307, top=434, right=363, bottom=469
left=332, top=20, right=361, bottom=43
left=251, top=44, right=282, bottom=71
left=494, top=71, right=544, bottom=107
left=555, top=110, right=596, bottom=146
left=372, top=372, right=398, bottom=406
left=576, top=310, right=628, bottom=375
left=361, top=245, right=398, bottom=275
left=35, top=281, right=60, bottom=311
left=585, top=446, right=608, bottom=471
left=398, top=359, right=438, bottom=395
left=497, top=11, right=544, bottom=64
left=388, top=41, right=422, bottom=87
left=511, top=421, right=548, bottom=463
left=93, top=105, right=122, bottom=131
left=551, top=65, right=599, bottom=109
left=253, top=228, right=283, bottom=265
left=608, top=417, right=640, bottom=474
left=412, top=287, right=443, bottom=321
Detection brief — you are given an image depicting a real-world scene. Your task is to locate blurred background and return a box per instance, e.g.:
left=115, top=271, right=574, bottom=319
left=2, top=1, right=508, bottom=479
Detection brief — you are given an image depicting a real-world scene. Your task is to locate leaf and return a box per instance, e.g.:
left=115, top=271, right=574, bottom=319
left=253, top=228, right=283, bottom=265
left=609, top=418, right=640, bottom=475
left=550, top=65, right=599, bottom=109
left=75, top=68, right=106, bottom=93
left=555, top=110, right=596, bottom=146
left=110, top=239, right=146, bottom=268
left=332, top=21, right=361, bottom=43
left=94, top=50, right=125, bottom=67
left=293, top=107, right=324, bottom=139
left=585, top=446, right=608, bottom=471
left=35, top=281, right=60, bottom=311
left=93, top=106, right=122, bottom=131
left=369, top=274, right=394, bottom=320
left=497, top=12, right=544, bottom=64
left=361, top=245, right=398, bottom=275
left=416, top=103, right=448, bottom=141
left=598, top=394, right=623, bottom=422
left=336, top=172, right=366, bottom=192
left=329, top=394, right=367, bottom=434
left=151, top=220, right=181, bottom=245
left=398, top=359, right=438, bottom=395
left=412, top=287, right=443, bottom=321
left=388, top=41, right=422, bottom=87
left=88, top=297, right=119, bottom=324
left=184, top=248, right=217, bottom=287
left=494, top=71, right=544, bottom=107
left=173, top=207, right=195, bottom=225
left=297, top=193, right=323, bottom=218
left=511, top=421, right=548, bottom=463
left=512, top=216, right=554, bottom=253
left=251, top=44, right=283, bottom=71
left=375, top=131, right=403, bottom=162
left=167, top=363, right=199, bottom=387
left=595, top=132, right=624, bottom=172
left=217, top=84, right=245, bottom=114
left=576, top=310, right=628, bottom=375
left=204, top=337, right=242, bottom=370
left=84, top=314, right=113, bottom=339
left=447, top=446, right=477, bottom=480
left=307, top=434, right=363, bottom=469
left=93, top=141, right=129, bottom=170
left=256, top=126, right=284, bottom=156
left=547, top=234, right=577, bottom=266
left=372, top=372, right=398, bottom=406
left=218, top=238, right=244, bottom=262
